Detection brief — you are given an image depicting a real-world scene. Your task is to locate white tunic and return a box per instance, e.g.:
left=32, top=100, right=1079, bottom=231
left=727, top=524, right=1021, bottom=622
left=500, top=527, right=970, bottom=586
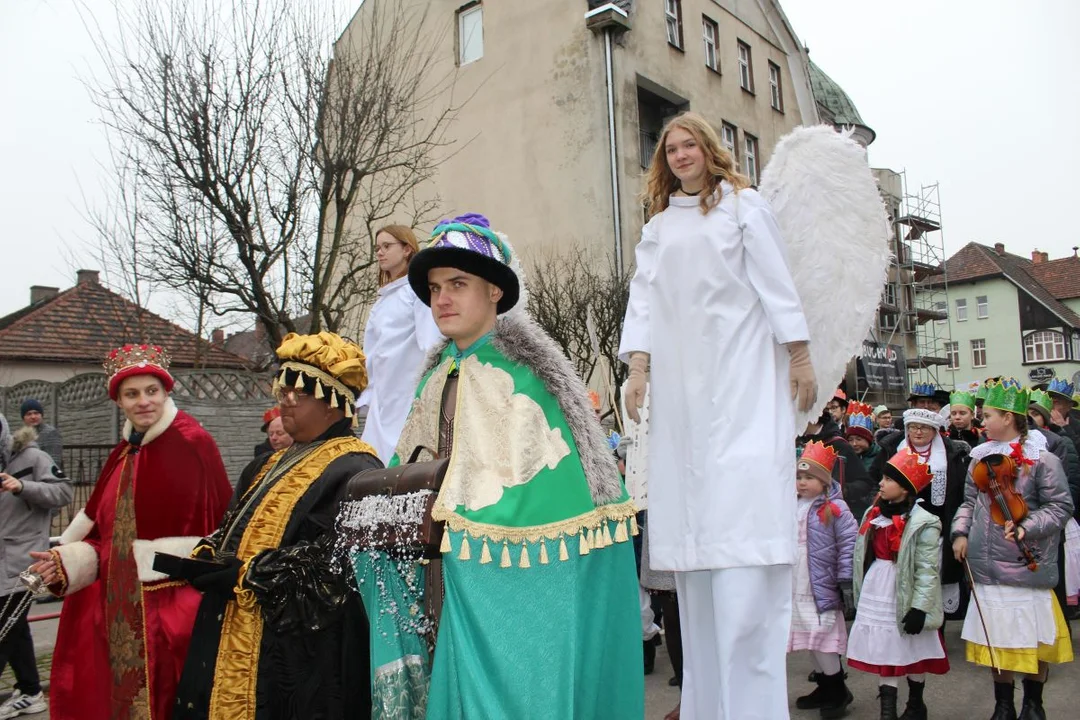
left=359, top=276, right=444, bottom=463
left=619, top=185, right=809, bottom=571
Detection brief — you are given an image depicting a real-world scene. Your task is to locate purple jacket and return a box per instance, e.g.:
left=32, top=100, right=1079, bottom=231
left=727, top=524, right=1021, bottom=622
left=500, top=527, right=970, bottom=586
left=805, top=481, right=858, bottom=613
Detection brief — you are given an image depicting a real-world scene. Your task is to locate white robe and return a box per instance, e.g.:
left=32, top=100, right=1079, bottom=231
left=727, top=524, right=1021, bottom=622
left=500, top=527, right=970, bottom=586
left=618, top=184, right=809, bottom=571
left=359, top=276, right=444, bottom=463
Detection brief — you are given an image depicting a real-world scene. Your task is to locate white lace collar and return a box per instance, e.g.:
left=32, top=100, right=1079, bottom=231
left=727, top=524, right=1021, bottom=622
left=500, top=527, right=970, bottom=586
left=970, top=432, right=1047, bottom=463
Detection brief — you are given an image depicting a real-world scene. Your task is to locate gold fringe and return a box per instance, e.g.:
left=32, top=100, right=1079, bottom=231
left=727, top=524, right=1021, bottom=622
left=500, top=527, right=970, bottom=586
left=330, top=392, right=339, bottom=409
left=440, top=531, right=452, bottom=554
left=431, top=499, right=637, bottom=546
left=519, top=544, right=530, bottom=569
left=458, top=535, right=471, bottom=561
left=479, top=539, right=492, bottom=565
left=539, top=541, right=549, bottom=565
left=344, top=402, right=353, bottom=418
left=630, top=515, right=640, bottom=536
left=587, top=527, right=597, bottom=549
left=614, top=519, right=629, bottom=543
left=500, top=542, right=511, bottom=568
left=579, top=530, right=590, bottom=556
left=314, top=381, right=325, bottom=399
left=602, top=523, right=613, bottom=547
left=294, top=371, right=305, bottom=389
left=278, top=360, right=356, bottom=408
left=559, top=536, right=569, bottom=561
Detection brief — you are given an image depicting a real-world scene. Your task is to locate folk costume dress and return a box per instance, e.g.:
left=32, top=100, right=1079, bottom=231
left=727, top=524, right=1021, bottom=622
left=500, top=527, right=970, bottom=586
left=174, top=333, right=382, bottom=720
left=49, top=390, right=232, bottom=720
left=359, top=275, right=443, bottom=464
left=619, top=183, right=809, bottom=720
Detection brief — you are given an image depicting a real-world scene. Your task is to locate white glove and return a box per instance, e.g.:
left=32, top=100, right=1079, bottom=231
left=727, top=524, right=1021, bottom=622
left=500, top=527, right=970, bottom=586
left=624, top=352, right=649, bottom=424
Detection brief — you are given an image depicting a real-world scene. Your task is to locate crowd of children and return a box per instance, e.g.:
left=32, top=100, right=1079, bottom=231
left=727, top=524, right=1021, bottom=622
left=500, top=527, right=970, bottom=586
left=788, top=377, right=1078, bottom=720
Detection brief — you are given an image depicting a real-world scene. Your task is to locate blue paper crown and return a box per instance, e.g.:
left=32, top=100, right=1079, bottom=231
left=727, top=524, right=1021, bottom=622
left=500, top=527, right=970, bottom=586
left=910, top=382, right=937, bottom=397
left=848, top=413, right=874, bottom=432
left=1048, top=377, right=1075, bottom=398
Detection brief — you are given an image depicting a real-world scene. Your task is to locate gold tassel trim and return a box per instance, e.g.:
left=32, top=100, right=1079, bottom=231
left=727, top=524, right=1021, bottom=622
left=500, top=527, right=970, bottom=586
left=314, top=381, right=325, bottom=399
left=458, top=535, right=471, bottom=561
left=602, top=522, right=613, bottom=547
left=294, top=371, right=305, bottom=389
left=479, top=539, right=492, bottom=565
left=431, top=499, right=637, bottom=546
left=630, top=514, right=640, bottom=537
left=278, top=360, right=357, bottom=408
left=559, top=536, right=569, bottom=562
left=579, top=530, right=590, bottom=556
left=344, top=402, right=353, bottom=418
left=330, top=392, right=339, bottom=409
left=614, top=519, right=629, bottom=543
left=539, top=541, right=549, bottom=565
left=440, top=531, right=452, bottom=554
left=499, top=542, right=511, bottom=568
left=518, top=544, right=530, bottom=569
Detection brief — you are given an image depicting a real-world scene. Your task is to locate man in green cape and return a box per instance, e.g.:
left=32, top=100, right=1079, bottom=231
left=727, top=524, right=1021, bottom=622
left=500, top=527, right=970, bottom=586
left=390, top=213, right=643, bottom=719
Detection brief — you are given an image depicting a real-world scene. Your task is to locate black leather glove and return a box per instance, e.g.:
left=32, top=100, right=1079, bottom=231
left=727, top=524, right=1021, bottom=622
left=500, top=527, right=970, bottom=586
left=902, top=608, right=926, bottom=635
left=838, top=580, right=855, bottom=621
left=190, top=556, right=244, bottom=596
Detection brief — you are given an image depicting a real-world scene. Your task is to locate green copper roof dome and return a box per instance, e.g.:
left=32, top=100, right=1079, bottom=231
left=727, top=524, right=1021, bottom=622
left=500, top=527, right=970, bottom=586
left=809, top=60, right=876, bottom=146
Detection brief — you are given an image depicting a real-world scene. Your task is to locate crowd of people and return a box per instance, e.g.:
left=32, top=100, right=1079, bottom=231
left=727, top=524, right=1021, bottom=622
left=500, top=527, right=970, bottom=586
left=0, top=110, right=1075, bottom=720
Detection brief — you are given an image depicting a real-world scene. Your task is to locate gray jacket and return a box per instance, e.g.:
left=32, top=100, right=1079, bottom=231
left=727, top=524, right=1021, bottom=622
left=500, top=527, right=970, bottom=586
left=952, top=451, right=1073, bottom=590
left=1, top=427, right=73, bottom=596
left=34, top=422, right=63, bottom=469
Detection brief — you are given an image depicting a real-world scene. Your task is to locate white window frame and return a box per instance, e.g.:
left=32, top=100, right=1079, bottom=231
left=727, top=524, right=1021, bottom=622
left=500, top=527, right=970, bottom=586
left=737, top=41, right=753, bottom=91
left=934, top=300, right=948, bottom=325
left=702, top=16, right=719, bottom=72
left=976, top=295, right=989, bottom=319
left=946, top=341, right=960, bottom=370
left=971, top=339, right=987, bottom=368
left=665, top=0, right=683, bottom=49
left=955, top=298, right=967, bottom=322
left=768, top=61, right=783, bottom=111
left=721, top=123, right=737, bottom=160
left=883, top=283, right=897, bottom=307
left=743, top=134, right=758, bottom=185
left=880, top=311, right=899, bottom=332
left=457, top=4, right=484, bottom=66
left=1024, top=331, right=1067, bottom=363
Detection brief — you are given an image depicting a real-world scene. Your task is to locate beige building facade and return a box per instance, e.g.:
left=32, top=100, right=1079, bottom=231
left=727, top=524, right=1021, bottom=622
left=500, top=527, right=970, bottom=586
left=335, top=0, right=819, bottom=273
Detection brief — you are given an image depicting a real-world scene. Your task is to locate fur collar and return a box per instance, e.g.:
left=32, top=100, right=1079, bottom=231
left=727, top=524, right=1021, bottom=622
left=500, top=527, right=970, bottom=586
left=10, top=426, right=38, bottom=456
left=122, top=397, right=179, bottom=445
left=421, top=315, right=625, bottom=506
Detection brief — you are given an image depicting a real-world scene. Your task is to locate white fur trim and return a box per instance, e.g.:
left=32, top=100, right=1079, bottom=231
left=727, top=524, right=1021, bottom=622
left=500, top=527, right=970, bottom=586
left=54, top=541, right=99, bottom=596
left=122, top=397, right=179, bottom=444
left=133, top=536, right=203, bottom=583
left=59, top=509, right=95, bottom=545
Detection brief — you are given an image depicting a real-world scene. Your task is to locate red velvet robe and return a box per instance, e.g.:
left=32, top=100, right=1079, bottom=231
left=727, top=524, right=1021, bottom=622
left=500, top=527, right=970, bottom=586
left=49, top=404, right=232, bottom=720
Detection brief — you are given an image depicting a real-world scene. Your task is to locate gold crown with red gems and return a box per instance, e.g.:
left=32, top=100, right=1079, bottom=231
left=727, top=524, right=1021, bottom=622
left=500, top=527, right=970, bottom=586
left=103, top=344, right=172, bottom=377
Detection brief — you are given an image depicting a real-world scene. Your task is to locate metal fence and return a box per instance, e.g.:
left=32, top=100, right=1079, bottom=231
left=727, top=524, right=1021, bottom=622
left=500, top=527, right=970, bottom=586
left=51, top=444, right=114, bottom=537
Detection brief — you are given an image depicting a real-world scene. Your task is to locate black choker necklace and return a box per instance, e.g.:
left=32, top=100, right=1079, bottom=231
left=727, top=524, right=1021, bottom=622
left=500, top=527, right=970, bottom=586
left=680, top=186, right=703, bottom=196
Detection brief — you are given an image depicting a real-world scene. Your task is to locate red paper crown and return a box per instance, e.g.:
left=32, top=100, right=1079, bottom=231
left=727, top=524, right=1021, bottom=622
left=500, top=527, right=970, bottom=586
left=104, top=343, right=175, bottom=400
left=261, top=406, right=281, bottom=430
left=847, top=401, right=874, bottom=417
left=884, top=448, right=933, bottom=495
left=798, top=441, right=839, bottom=480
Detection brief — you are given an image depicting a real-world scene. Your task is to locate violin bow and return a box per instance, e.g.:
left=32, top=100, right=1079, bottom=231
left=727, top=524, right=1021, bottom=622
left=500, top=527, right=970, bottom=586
left=964, top=559, right=999, bottom=673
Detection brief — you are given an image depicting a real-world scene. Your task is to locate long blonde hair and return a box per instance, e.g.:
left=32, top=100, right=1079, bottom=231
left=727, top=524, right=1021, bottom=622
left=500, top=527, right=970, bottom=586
left=376, top=225, right=421, bottom=286
left=642, top=111, right=751, bottom=219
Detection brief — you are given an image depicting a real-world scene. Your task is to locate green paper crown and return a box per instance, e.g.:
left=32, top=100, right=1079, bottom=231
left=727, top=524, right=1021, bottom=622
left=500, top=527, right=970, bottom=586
left=1029, top=389, right=1053, bottom=414
left=950, top=391, right=976, bottom=411
left=983, top=378, right=1029, bottom=415
left=975, top=384, right=988, bottom=403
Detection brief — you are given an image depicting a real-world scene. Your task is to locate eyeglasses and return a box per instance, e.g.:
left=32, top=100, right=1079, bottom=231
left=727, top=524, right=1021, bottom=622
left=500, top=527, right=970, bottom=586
left=273, top=387, right=311, bottom=406
left=826, top=404, right=842, bottom=411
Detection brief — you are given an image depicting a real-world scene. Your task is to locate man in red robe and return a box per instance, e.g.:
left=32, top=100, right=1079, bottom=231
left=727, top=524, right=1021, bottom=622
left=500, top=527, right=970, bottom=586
left=29, top=344, right=232, bottom=720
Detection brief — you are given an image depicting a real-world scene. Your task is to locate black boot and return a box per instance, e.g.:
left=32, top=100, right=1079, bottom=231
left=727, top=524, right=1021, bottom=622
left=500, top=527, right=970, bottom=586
left=643, top=635, right=660, bottom=675
left=898, top=678, right=927, bottom=720
left=878, top=685, right=899, bottom=720
left=796, top=674, right=828, bottom=710
left=819, top=671, right=854, bottom=719
left=990, top=682, right=1017, bottom=720
left=1018, top=679, right=1046, bottom=720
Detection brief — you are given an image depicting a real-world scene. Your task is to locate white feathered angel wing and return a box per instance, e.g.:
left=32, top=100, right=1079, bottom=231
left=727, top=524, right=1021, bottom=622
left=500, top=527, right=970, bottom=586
left=759, top=125, right=891, bottom=431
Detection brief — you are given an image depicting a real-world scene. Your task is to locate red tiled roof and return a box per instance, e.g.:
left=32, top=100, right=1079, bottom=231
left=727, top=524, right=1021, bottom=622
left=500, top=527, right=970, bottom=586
left=0, top=281, right=251, bottom=368
left=938, top=242, right=1008, bottom=284
left=1028, top=256, right=1080, bottom=300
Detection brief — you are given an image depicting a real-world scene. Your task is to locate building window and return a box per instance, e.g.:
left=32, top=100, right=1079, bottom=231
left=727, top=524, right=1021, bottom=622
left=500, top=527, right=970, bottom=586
left=702, top=16, right=719, bottom=72
left=721, top=122, right=737, bottom=161
left=880, top=311, right=899, bottom=332
left=976, top=295, right=988, bottom=319
left=971, top=339, right=987, bottom=368
left=883, top=283, right=897, bottom=307
left=665, top=0, right=683, bottom=49
left=637, top=84, right=685, bottom=169
left=1024, top=331, right=1067, bottom=363
left=768, top=61, right=783, bottom=111
left=743, top=133, right=759, bottom=185
left=457, top=4, right=484, bottom=66
left=955, top=298, right=967, bottom=321
left=946, top=341, right=960, bottom=370
left=934, top=300, right=947, bottom=324
left=737, top=40, right=753, bottom=92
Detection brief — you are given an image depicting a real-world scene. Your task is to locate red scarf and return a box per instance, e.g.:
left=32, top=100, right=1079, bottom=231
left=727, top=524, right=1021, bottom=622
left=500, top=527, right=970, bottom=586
left=859, top=506, right=907, bottom=555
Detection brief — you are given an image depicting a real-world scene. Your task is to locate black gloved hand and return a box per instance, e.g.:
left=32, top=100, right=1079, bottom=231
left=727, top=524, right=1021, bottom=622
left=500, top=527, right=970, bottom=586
left=838, top=580, right=855, bottom=621
left=902, top=608, right=926, bottom=635
left=190, top=556, right=244, bottom=596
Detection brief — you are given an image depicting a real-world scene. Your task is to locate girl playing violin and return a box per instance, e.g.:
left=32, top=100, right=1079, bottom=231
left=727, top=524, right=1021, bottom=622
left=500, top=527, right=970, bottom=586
left=951, top=379, right=1074, bottom=720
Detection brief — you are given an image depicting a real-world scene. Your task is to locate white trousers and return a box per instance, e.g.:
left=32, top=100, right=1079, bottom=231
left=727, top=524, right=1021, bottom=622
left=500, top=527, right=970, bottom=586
left=675, top=565, right=793, bottom=720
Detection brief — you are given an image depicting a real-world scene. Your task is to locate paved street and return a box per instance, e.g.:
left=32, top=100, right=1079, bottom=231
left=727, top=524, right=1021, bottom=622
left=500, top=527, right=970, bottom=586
left=6, top=601, right=1077, bottom=719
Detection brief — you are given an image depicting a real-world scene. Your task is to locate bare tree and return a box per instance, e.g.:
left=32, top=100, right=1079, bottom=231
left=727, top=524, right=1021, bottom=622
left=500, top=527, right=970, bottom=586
left=81, top=0, right=461, bottom=348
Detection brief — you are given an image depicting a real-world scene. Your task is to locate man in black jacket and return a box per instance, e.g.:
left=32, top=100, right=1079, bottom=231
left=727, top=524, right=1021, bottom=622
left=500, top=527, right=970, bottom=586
left=798, top=411, right=875, bottom=521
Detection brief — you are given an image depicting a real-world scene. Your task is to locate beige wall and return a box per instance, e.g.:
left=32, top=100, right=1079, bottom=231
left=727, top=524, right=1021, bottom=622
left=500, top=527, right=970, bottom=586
left=0, top=362, right=103, bottom=386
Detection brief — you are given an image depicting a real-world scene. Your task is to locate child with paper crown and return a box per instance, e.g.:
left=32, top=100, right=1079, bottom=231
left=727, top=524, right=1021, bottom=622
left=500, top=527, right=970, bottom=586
left=790, top=441, right=858, bottom=719
left=845, top=401, right=882, bottom=472
left=847, top=448, right=949, bottom=720
left=951, top=379, right=1073, bottom=720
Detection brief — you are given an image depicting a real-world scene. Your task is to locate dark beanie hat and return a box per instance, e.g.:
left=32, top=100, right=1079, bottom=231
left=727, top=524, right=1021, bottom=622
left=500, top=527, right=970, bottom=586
left=20, top=399, right=44, bottom=418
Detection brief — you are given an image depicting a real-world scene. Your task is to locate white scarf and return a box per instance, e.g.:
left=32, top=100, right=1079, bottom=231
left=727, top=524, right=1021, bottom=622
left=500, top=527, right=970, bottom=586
left=898, top=433, right=948, bottom=506
left=970, top=432, right=1047, bottom=464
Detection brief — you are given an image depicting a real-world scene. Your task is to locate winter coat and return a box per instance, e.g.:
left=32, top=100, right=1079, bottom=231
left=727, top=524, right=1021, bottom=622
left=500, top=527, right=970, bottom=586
left=857, top=443, right=881, bottom=473
left=33, top=421, right=63, bottom=468
left=854, top=503, right=944, bottom=633
left=798, top=419, right=875, bottom=522
left=804, top=481, right=857, bottom=613
left=948, top=425, right=983, bottom=447
left=1, top=428, right=73, bottom=595
left=871, top=429, right=970, bottom=584
left=952, top=450, right=1073, bottom=590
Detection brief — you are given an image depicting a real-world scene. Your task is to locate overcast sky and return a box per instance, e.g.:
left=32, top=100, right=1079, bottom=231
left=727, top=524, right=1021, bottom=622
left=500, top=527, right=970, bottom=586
left=1, top=0, right=1078, bottom=322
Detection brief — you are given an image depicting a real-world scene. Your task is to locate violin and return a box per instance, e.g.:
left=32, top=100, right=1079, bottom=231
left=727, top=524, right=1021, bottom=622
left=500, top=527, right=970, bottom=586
left=972, top=454, right=1038, bottom=572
